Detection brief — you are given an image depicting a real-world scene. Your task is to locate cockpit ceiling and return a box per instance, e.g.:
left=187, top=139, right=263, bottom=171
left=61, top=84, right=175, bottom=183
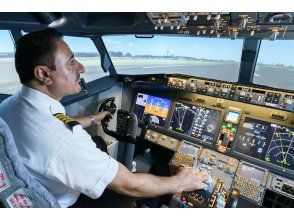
left=1, top=12, right=294, bottom=40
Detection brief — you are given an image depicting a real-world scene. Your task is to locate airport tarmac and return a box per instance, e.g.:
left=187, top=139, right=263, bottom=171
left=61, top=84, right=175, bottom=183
left=0, top=58, right=293, bottom=94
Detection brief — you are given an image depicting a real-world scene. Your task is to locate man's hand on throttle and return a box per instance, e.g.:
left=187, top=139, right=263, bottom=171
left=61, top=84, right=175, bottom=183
left=176, top=167, right=210, bottom=192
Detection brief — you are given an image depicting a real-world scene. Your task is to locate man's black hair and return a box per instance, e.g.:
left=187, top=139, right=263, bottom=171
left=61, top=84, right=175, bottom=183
left=15, top=28, right=63, bottom=84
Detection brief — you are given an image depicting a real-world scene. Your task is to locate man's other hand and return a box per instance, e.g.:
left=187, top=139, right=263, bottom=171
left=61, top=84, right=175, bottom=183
left=175, top=167, right=210, bottom=192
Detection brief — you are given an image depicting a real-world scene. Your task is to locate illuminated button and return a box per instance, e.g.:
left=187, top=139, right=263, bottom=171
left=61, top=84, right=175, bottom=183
left=274, top=93, right=281, bottom=98
left=245, top=97, right=251, bottom=102
left=181, top=195, right=187, bottom=202
left=265, top=97, right=272, bottom=102
left=267, top=92, right=274, bottom=97
left=214, top=91, right=220, bottom=96
left=272, top=98, right=280, bottom=104
left=238, top=96, right=245, bottom=101
left=221, top=93, right=227, bottom=97
left=229, top=94, right=235, bottom=99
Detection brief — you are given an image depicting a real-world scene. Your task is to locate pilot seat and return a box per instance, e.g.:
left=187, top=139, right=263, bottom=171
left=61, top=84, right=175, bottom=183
left=0, top=117, right=60, bottom=208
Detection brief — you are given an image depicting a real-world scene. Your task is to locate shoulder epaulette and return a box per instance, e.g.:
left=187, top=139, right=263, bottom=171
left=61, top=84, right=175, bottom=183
left=53, top=113, right=80, bottom=129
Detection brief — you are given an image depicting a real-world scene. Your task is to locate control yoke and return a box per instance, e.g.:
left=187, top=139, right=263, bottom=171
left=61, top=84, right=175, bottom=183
left=98, top=97, right=137, bottom=144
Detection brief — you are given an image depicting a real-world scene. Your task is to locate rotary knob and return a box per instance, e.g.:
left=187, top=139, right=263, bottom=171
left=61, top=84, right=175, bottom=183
left=160, top=136, right=166, bottom=141
left=222, top=88, right=228, bottom=93
left=208, top=87, right=214, bottom=93
left=286, top=99, right=293, bottom=105
left=240, top=91, right=246, bottom=96
left=190, top=82, right=196, bottom=87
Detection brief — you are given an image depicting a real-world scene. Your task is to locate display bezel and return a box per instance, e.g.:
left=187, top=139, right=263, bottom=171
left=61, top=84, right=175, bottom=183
left=132, top=92, right=173, bottom=128
left=231, top=115, right=294, bottom=177
left=166, top=100, right=225, bottom=147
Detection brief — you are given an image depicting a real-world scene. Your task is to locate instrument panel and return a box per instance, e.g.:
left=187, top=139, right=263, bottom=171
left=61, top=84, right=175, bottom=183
left=132, top=77, right=294, bottom=206
left=134, top=91, right=294, bottom=176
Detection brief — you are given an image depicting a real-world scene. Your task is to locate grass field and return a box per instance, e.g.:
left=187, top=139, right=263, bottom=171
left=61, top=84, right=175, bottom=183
left=0, top=57, right=293, bottom=94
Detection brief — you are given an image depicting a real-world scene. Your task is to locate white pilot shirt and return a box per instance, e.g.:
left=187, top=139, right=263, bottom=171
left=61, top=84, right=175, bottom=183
left=0, top=85, right=118, bottom=207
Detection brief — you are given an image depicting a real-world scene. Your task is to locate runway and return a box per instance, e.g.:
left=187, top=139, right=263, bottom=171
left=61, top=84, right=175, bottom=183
left=0, top=58, right=293, bottom=94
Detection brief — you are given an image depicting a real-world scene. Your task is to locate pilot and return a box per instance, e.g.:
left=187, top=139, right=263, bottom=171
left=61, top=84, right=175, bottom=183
left=0, top=28, right=209, bottom=208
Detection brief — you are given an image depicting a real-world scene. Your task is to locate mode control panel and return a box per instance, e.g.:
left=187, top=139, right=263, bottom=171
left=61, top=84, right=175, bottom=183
left=268, top=174, right=294, bottom=199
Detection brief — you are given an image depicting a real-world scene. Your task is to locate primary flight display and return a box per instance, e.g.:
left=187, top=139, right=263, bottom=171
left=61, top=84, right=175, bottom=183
left=133, top=93, right=172, bottom=127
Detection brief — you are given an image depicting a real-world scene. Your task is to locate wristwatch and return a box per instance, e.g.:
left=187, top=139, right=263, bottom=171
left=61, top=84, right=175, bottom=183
left=89, top=115, right=95, bottom=125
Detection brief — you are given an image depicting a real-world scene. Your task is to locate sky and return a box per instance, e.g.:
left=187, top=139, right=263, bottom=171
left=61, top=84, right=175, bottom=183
left=257, top=40, right=294, bottom=66
left=102, top=35, right=244, bottom=62
left=1, top=30, right=294, bottom=66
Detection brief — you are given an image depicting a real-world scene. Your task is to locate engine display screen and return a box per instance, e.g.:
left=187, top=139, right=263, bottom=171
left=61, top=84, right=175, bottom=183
left=225, top=111, right=240, bottom=124
left=169, top=102, right=222, bottom=145
left=234, top=117, right=294, bottom=170
left=133, top=93, right=172, bottom=127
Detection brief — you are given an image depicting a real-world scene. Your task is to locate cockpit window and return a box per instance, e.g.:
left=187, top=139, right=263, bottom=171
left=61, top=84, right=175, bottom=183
left=63, top=36, right=107, bottom=82
left=102, top=35, right=243, bottom=82
left=254, top=40, right=294, bottom=91
left=0, top=30, right=20, bottom=95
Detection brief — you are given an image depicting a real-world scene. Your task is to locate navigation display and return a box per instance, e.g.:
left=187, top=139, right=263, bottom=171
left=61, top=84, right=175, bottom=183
left=234, top=117, right=294, bottom=170
left=169, top=102, right=222, bottom=145
left=133, top=93, right=172, bottom=127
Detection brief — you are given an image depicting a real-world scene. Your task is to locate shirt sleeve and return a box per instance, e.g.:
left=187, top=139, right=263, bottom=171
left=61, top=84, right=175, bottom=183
left=45, top=125, right=119, bottom=199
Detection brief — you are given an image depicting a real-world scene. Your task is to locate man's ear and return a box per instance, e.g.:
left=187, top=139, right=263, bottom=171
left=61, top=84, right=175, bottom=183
left=33, top=66, right=52, bottom=85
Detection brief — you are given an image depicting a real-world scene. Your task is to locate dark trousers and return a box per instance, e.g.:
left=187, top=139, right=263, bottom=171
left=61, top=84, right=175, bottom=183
left=69, top=189, right=138, bottom=208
